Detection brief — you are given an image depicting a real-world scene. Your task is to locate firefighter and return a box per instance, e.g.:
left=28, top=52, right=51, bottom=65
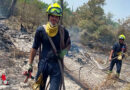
left=109, top=34, right=127, bottom=78
left=27, top=3, right=71, bottom=90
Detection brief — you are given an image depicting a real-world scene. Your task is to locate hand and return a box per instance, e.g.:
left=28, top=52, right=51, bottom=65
left=59, top=49, right=68, bottom=59
left=23, top=64, right=33, bottom=83
left=27, top=64, right=33, bottom=72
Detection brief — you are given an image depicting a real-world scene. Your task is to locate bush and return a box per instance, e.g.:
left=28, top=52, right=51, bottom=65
left=97, top=25, right=116, bottom=44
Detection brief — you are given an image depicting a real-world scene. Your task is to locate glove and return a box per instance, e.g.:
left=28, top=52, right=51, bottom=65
left=117, top=52, right=123, bottom=60
left=59, top=49, right=68, bottom=59
left=27, top=64, right=33, bottom=72
left=117, top=55, right=122, bottom=60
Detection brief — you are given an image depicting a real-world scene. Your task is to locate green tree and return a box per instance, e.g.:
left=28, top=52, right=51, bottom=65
left=76, top=0, right=117, bottom=45
left=105, top=12, right=119, bottom=28
left=77, top=0, right=105, bottom=33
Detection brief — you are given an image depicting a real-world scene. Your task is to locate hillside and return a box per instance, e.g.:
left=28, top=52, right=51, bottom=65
left=0, top=20, right=130, bottom=90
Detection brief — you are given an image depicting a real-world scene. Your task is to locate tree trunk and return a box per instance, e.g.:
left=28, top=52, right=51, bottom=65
left=60, top=0, right=63, bottom=25
left=8, top=0, right=17, bottom=17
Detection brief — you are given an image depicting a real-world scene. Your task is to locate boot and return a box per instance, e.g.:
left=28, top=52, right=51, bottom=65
left=114, top=73, right=120, bottom=80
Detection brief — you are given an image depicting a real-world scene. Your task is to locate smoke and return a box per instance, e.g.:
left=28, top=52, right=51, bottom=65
left=68, top=26, right=81, bottom=43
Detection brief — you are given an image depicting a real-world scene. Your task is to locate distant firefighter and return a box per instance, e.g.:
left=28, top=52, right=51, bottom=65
left=108, top=34, right=127, bottom=78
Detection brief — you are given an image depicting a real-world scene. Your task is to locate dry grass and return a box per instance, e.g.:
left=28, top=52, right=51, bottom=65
left=10, top=48, right=29, bottom=58
left=95, top=58, right=104, bottom=64
left=124, top=83, right=130, bottom=90
left=95, top=73, right=118, bottom=90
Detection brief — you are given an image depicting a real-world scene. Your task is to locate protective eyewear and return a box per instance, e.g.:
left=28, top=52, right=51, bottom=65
left=49, top=7, right=62, bottom=14
left=119, top=39, right=124, bottom=40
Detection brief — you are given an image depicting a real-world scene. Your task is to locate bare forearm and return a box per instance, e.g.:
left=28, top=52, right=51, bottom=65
left=29, top=48, right=37, bottom=65
left=109, top=50, right=113, bottom=58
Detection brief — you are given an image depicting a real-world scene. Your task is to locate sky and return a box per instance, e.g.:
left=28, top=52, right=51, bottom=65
left=41, top=0, right=130, bottom=21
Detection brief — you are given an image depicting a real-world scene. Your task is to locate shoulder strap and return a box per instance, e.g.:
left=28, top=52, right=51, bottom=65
left=48, top=34, right=57, bottom=54
left=42, top=25, right=57, bottom=54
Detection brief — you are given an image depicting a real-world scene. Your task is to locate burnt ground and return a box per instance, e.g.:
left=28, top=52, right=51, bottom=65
left=0, top=22, right=130, bottom=90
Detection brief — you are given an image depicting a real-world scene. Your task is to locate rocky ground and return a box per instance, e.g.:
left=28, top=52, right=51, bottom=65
left=0, top=21, right=130, bottom=90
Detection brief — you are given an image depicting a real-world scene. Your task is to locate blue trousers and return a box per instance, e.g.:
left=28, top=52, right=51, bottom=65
left=35, top=60, right=61, bottom=90
left=109, top=59, right=122, bottom=74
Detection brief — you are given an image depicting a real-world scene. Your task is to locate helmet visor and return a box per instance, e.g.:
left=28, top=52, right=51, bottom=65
left=120, top=37, right=123, bottom=39
left=119, top=38, right=124, bottom=40
left=119, top=36, right=124, bottom=40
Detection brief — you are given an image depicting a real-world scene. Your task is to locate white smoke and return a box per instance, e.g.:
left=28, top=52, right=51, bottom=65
left=68, top=25, right=81, bottom=42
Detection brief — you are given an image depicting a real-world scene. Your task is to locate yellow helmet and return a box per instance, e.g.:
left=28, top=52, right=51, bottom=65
left=119, top=34, right=126, bottom=40
left=46, top=3, right=62, bottom=16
